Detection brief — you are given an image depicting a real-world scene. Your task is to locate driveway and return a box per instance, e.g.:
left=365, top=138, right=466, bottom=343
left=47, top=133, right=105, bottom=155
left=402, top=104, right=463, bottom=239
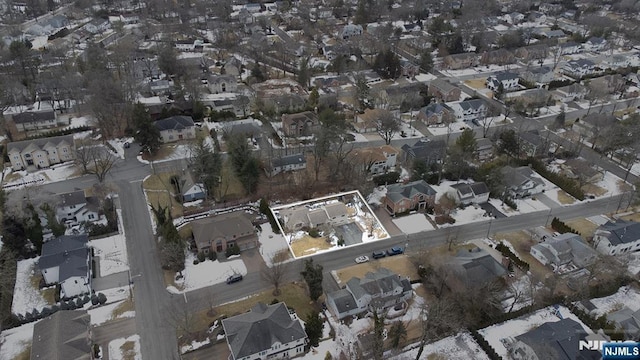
left=535, top=193, right=563, bottom=209
left=93, top=271, right=130, bottom=291
left=373, top=207, right=403, bottom=236
left=182, top=340, right=230, bottom=360
left=335, top=223, right=363, bottom=246
left=92, top=317, right=136, bottom=360
left=479, top=202, right=506, bottom=218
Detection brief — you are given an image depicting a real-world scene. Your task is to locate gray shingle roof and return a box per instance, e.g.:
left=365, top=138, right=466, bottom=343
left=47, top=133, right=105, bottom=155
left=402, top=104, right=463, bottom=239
left=154, top=115, right=195, bottom=131
left=597, top=220, right=640, bottom=245
left=7, top=134, right=74, bottom=154
left=59, top=191, right=86, bottom=208
left=222, top=302, right=306, bottom=359
left=31, top=310, right=91, bottom=360
left=515, top=318, right=598, bottom=360
left=272, top=153, right=306, bottom=168
left=345, top=268, right=403, bottom=301
left=13, top=110, right=55, bottom=124
left=326, top=289, right=358, bottom=315
left=385, top=180, right=436, bottom=204
left=39, top=235, right=89, bottom=269
left=191, top=211, right=256, bottom=251
left=459, top=98, right=486, bottom=111
left=452, top=248, right=507, bottom=285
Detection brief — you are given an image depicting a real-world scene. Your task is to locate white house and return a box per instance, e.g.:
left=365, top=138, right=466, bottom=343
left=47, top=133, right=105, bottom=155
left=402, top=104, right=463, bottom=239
left=449, top=99, right=488, bottom=122
left=562, top=59, right=599, bottom=78
left=593, top=220, right=640, bottom=256
left=530, top=233, right=598, bottom=272
left=84, top=18, right=110, bottom=34
left=585, top=37, right=607, bottom=52
left=500, top=166, right=545, bottom=198
left=450, top=182, right=490, bottom=205
left=353, top=145, right=398, bottom=175
left=486, top=72, right=520, bottom=92
left=222, top=302, right=307, bottom=360
left=326, top=268, right=412, bottom=320
left=340, top=24, right=363, bottom=39
left=7, top=134, right=75, bottom=171
left=9, top=109, right=60, bottom=132
left=55, top=190, right=100, bottom=225
left=38, top=235, right=91, bottom=299
left=154, top=116, right=196, bottom=143
left=208, top=74, right=237, bottom=94
left=267, top=153, right=307, bottom=177
left=559, top=41, right=582, bottom=55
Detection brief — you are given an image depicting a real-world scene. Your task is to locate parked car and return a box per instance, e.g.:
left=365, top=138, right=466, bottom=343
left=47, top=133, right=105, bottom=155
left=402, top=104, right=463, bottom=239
left=355, top=255, right=369, bottom=264
left=387, top=247, right=404, bottom=256
left=372, top=251, right=386, bottom=259
left=226, top=274, right=243, bottom=284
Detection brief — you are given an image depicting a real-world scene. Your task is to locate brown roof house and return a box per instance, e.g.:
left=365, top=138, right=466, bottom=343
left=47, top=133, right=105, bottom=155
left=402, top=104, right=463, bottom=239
left=281, top=201, right=351, bottom=232
left=428, top=79, right=461, bottom=102
left=417, top=102, right=454, bottom=125
left=383, top=180, right=436, bottom=215
left=442, top=53, right=479, bottom=70
left=191, top=212, right=258, bottom=253
left=354, top=108, right=386, bottom=134
left=353, top=145, right=399, bottom=175
left=281, top=111, right=319, bottom=137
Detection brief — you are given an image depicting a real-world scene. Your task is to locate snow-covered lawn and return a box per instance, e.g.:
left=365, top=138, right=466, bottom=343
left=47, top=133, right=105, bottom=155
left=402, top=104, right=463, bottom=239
left=12, top=257, right=49, bottom=316
left=426, top=121, right=471, bottom=136
left=258, top=223, right=289, bottom=266
left=446, top=205, right=491, bottom=226
left=89, top=210, right=129, bottom=277
left=169, top=253, right=248, bottom=293
left=587, top=286, right=640, bottom=317
left=488, top=197, right=550, bottom=217
left=2, top=162, right=79, bottom=190
left=139, top=144, right=192, bottom=164
left=89, top=299, right=136, bottom=326
left=479, top=305, right=592, bottom=359
left=107, top=137, right=134, bottom=160
left=180, top=338, right=210, bottom=354
left=390, top=332, right=490, bottom=360
left=392, top=213, right=434, bottom=234
left=367, top=186, right=387, bottom=206
left=0, top=321, right=37, bottom=360
left=109, top=334, right=142, bottom=360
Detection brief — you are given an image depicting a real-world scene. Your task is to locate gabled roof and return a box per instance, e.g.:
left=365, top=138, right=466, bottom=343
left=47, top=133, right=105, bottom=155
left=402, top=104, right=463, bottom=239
left=31, top=310, right=91, bottom=360
left=327, top=289, right=358, bottom=315
left=324, top=202, right=348, bottom=218
left=401, top=139, right=447, bottom=162
left=346, top=268, right=404, bottom=300
left=7, top=135, right=74, bottom=154
left=515, top=318, right=597, bottom=360
left=491, top=71, right=519, bottom=82
left=191, top=211, right=255, bottom=249
left=420, top=103, right=451, bottom=117
left=13, top=110, right=55, bottom=124
left=500, top=166, right=543, bottom=188
left=39, top=235, right=90, bottom=281
left=458, top=98, right=486, bottom=111
left=222, top=302, right=306, bottom=359
left=429, top=79, right=459, bottom=93
left=59, top=191, right=87, bottom=208
left=596, top=220, right=640, bottom=245
left=385, top=180, right=436, bottom=204
left=451, top=247, right=506, bottom=285
left=272, top=153, right=306, bottom=168
left=154, top=115, right=195, bottom=131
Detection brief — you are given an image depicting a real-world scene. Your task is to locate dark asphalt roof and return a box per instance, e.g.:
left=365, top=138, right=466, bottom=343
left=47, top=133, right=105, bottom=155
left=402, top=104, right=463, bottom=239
left=31, top=310, right=91, bottom=360
left=154, top=115, right=195, bottom=131
left=597, top=220, right=640, bottom=245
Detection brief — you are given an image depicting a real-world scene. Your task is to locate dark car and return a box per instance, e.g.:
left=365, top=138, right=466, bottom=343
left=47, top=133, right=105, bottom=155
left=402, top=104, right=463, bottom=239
left=372, top=251, right=386, bottom=259
left=387, top=246, right=404, bottom=256
left=226, top=274, right=243, bottom=284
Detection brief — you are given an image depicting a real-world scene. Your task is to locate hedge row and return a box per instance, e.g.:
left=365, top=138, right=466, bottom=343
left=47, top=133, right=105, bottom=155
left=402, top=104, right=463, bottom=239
left=26, top=125, right=91, bottom=140
left=524, top=158, right=585, bottom=200
left=469, top=329, right=503, bottom=360
left=550, top=217, right=578, bottom=234
left=503, top=197, right=518, bottom=210
left=495, top=242, right=530, bottom=272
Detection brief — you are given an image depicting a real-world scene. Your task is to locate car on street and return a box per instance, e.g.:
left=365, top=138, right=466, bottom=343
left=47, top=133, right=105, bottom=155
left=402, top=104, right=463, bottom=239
left=226, top=274, right=243, bottom=284
left=372, top=251, right=386, bottom=259
left=355, top=255, right=369, bottom=263
left=387, top=246, right=404, bottom=256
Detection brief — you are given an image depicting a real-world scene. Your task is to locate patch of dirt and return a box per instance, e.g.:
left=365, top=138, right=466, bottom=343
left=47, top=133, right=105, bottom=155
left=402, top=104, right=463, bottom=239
left=556, top=190, right=576, bottom=205
left=565, top=218, right=599, bottom=238
left=289, top=235, right=332, bottom=257
left=335, top=255, right=418, bottom=284
left=464, top=78, right=488, bottom=90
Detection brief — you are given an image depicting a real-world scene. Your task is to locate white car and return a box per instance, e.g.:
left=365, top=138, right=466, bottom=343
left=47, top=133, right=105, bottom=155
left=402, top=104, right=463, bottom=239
left=355, top=256, right=369, bottom=264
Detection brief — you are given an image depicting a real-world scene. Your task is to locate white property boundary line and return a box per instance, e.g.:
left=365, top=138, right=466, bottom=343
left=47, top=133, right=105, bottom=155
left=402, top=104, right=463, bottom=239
left=270, top=190, right=390, bottom=259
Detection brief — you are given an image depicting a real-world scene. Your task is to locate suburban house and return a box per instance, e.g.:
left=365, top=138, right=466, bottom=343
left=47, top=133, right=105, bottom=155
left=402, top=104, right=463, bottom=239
left=559, top=158, right=604, bottom=185
left=486, top=72, right=520, bottom=92
left=353, top=108, right=383, bottom=134
left=400, top=138, right=447, bottom=166
left=514, top=45, right=549, bottom=61
left=83, top=17, right=110, bottom=33
left=55, top=190, right=100, bottom=225
left=518, top=130, right=549, bottom=157
left=587, top=74, right=626, bottom=95
left=179, top=172, right=207, bottom=202
left=154, top=116, right=196, bottom=143
left=222, top=302, right=307, bottom=360
left=340, top=24, right=363, bottom=39
left=530, top=233, right=598, bottom=272
left=603, top=54, right=632, bottom=70
left=449, top=247, right=507, bottom=288
left=281, top=111, right=318, bottom=137
left=500, top=166, right=545, bottom=198
left=38, top=235, right=91, bottom=299
left=593, top=220, right=640, bottom=256
left=450, top=182, right=490, bottom=205
left=572, top=114, right=617, bottom=142
left=562, top=59, right=599, bottom=78
left=30, top=310, right=92, bottom=360
left=383, top=180, right=436, bottom=215
left=352, top=145, right=399, bottom=175
left=508, top=318, right=598, bottom=360
left=378, top=83, right=424, bottom=110
left=417, top=102, right=454, bottom=126
left=9, top=109, right=60, bottom=132
left=449, top=99, right=488, bottom=122
left=191, top=212, right=258, bottom=253
left=326, top=268, right=412, bottom=320
left=607, top=307, right=640, bottom=339
left=208, top=74, right=237, bottom=94
left=267, top=153, right=307, bottom=177
left=148, top=79, right=174, bottom=95
left=475, top=138, right=494, bottom=162
left=7, top=134, right=75, bottom=171
left=584, top=36, right=607, bottom=52
left=442, top=53, right=479, bottom=70
left=480, top=49, right=515, bottom=66
left=552, top=83, right=588, bottom=103
left=520, top=66, right=555, bottom=85
left=281, top=201, right=351, bottom=231
left=428, top=79, right=461, bottom=102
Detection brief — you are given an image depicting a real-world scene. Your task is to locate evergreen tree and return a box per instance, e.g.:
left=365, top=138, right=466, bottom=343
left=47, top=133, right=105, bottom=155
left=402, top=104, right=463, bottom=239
left=305, top=311, right=324, bottom=347
left=455, top=128, right=477, bottom=156
left=420, top=50, right=434, bottom=73
left=301, top=259, right=324, bottom=301
left=132, top=103, right=161, bottom=154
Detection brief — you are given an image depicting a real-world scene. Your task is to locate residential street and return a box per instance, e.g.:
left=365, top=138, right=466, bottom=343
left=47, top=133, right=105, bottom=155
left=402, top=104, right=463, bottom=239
left=92, top=317, right=137, bottom=360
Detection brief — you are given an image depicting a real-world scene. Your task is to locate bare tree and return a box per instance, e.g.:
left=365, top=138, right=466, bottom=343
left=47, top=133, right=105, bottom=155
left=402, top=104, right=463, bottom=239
left=75, top=140, right=97, bottom=174
left=88, top=147, right=118, bottom=182
left=414, top=295, right=462, bottom=360
left=164, top=301, right=197, bottom=343
left=377, top=110, right=401, bottom=145
left=262, top=249, right=290, bottom=296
